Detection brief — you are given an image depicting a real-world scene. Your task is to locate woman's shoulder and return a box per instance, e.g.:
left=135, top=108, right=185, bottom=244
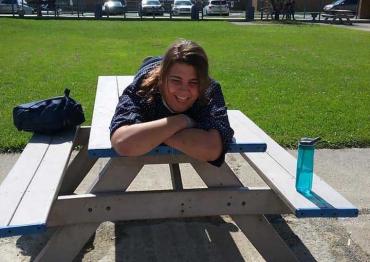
left=204, top=78, right=222, bottom=98
left=136, top=56, right=162, bottom=77
left=139, top=56, right=162, bottom=70
left=209, top=78, right=221, bottom=89
left=130, top=56, right=162, bottom=87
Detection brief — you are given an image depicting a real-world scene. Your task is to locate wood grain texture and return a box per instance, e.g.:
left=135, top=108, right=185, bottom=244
left=229, top=110, right=358, bottom=217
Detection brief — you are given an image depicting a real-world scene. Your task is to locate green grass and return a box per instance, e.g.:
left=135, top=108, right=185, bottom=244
left=0, top=18, right=369, bottom=151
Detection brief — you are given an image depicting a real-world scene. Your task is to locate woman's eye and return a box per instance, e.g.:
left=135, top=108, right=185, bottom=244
left=170, top=79, right=181, bottom=85
left=188, top=82, right=199, bottom=88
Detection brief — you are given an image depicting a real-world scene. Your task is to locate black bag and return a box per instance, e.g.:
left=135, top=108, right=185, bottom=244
left=13, top=89, right=85, bottom=134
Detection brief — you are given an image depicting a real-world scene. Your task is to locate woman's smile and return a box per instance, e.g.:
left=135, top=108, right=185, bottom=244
left=161, top=63, right=200, bottom=113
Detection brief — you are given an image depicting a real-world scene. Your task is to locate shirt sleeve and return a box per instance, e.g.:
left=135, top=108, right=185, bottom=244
left=109, top=84, right=144, bottom=137
left=194, top=81, right=234, bottom=167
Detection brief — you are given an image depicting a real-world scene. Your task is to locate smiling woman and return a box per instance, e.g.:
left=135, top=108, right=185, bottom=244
left=110, top=39, right=234, bottom=167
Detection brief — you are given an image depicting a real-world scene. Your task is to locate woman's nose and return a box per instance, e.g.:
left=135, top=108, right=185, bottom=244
left=178, top=83, right=190, bottom=91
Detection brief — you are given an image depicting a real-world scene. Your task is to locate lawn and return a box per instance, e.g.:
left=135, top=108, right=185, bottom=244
left=0, top=18, right=369, bottom=151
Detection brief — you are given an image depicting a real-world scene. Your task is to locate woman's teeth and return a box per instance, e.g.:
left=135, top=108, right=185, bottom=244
left=176, top=96, right=188, bottom=102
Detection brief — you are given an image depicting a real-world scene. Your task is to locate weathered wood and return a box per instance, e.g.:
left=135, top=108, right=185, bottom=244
left=232, top=215, right=298, bottom=262
left=59, top=146, right=97, bottom=195
left=38, top=158, right=143, bottom=261
left=229, top=110, right=358, bottom=217
left=104, top=154, right=198, bottom=165
left=35, top=223, right=99, bottom=262
left=88, top=76, right=119, bottom=158
left=0, top=135, right=51, bottom=227
left=192, top=160, right=298, bottom=261
left=9, top=131, right=75, bottom=227
left=72, top=126, right=91, bottom=147
left=47, top=187, right=290, bottom=226
left=228, top=110, right=267, bottom=152
left=86, top=158, right=144, bottom=194
left=117, top=75, right=134, bottom=96
left=192, top=161, right=243, bottom=187
left=0, top=130, right=75, bottom=237
left=59, top=126, right=98, bottom=195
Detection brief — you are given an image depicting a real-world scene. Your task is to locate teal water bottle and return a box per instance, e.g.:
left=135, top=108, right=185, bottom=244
left=295, top=137, right=321, bottom=196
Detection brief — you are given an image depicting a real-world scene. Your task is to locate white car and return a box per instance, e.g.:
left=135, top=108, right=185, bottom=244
left=203, top=0, right=229, bottom=16
left=0, top=0, right=33, bottom=15
left=139, top=0, right=164, bottom=16
left=172, top=0, right=192, bottom=16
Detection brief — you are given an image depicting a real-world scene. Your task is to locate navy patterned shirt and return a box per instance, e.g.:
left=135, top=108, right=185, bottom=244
left=110, top=57, right=234, bottom=167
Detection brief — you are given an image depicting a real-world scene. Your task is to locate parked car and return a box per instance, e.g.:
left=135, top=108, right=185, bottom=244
left=102, top=0, right=126, bottom=15
left=172, top=0, right=192, bottom=15
left=139, top=0, right=164, bottom=16
left=323, top=0, right=358, bottom=13
left=203, top=0, right=229, bottom=16
left=0, top=0, right=33, bottom=15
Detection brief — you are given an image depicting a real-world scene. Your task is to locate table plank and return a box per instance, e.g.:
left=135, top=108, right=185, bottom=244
left=47, top=187, right=289, bottom=226
left=88, top=76, right=119, bottom=157
left=10, top=131, right=74, bottom=226
left=117, top=75, right=133, bottom=96
left=0, top=135, right=51, bottom=227
left=88, top=76, right=267, bottom=158
left=0, top=130, right=74, bottom=237
left=229, top=110, right=358, bottom=217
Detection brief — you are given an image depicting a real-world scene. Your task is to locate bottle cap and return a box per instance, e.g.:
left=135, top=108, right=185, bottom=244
left=299, top=137, right=321, bottom=146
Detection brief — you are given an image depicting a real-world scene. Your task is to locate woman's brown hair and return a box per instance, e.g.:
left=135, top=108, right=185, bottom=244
left=137, top=39, right=211, bottom=104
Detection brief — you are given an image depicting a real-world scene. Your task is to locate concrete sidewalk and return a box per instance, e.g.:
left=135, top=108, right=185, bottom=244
left=232, top=21, right=370, bottom=33
left=0, top=149, right=369, bottom=261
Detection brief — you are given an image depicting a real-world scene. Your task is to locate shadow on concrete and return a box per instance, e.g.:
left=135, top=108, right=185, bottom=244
left=15, top=230, right=54, bottom=260
left=15, top=215, right=316, bottom=261
left=266, top=215, right=317, bottom=262
left=73, top=216, right=244, bottom=262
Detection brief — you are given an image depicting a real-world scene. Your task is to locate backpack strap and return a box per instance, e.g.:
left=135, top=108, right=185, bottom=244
left=64, top=89, right=70, bottom=97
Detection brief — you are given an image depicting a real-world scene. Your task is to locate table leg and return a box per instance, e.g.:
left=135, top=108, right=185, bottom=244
left=36, top=158, right=144, bottom=261
left=59, top=126, right=98, bottom=195
left=191, top=161, right=298, bottom=261
left=59, top=144, right=97, bottom=195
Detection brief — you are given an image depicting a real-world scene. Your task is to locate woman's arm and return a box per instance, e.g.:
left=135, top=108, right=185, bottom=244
left=164, top=128, right=223, bottom=162
left=181, top=80, right=234, bottom=166
left=111, top=114, right=189, bottom=156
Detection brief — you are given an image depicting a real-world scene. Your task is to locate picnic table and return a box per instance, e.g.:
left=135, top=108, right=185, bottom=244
left=0, top=76, right=358, bottom=261
left=322, top=9, right=355, bottom=25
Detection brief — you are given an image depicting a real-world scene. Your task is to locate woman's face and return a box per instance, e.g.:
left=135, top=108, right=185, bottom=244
left=161, top=63, right=200, bottom=113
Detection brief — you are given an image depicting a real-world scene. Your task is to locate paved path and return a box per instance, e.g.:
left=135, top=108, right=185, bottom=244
left=232, top=21, right=370, bottom=32
left=320, top=22, right=370, bottom=32
left=0, top=149, right=369, bottom=261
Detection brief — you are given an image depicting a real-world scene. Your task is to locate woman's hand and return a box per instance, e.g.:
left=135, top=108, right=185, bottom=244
left=164, top=128, right=223, bottom=162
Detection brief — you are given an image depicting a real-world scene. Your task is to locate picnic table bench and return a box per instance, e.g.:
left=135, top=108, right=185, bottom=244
left=322, top=10, right=355, bottom=25
left=0, top=75, right=358, bottom=261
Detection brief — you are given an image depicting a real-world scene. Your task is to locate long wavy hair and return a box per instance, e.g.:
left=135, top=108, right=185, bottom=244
left=137, top=39, right=211, bottom=105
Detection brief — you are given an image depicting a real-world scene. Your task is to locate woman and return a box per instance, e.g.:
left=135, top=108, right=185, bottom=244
left=110, top=39, right=234, bottom=167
